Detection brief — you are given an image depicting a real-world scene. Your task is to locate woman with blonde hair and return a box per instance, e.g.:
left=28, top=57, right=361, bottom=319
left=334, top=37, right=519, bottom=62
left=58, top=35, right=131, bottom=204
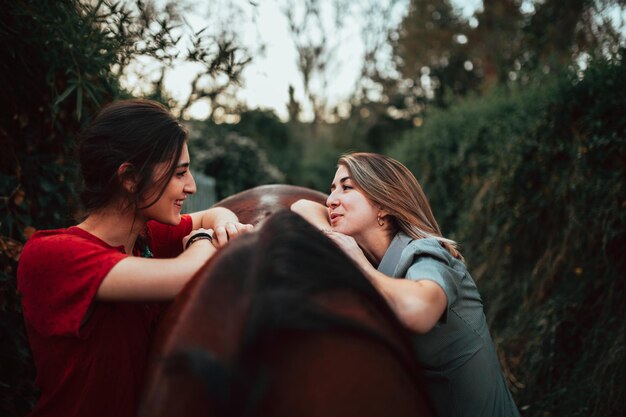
left=292, top=152, right=520, bottom=417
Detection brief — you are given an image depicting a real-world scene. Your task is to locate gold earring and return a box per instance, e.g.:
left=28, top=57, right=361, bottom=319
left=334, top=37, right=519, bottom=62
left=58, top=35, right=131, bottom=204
left=377, top=215, right=385, bottom=227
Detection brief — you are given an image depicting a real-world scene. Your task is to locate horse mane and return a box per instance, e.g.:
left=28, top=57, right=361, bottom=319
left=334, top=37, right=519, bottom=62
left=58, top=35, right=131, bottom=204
left=241, top=210, right=410, bottom=354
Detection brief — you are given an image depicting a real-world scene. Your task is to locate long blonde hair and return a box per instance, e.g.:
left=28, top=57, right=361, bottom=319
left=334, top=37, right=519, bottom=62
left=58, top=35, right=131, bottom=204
left=338, top=152, right=463, bottom=260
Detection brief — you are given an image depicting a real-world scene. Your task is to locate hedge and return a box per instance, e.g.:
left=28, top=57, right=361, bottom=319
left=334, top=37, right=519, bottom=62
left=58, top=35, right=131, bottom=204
left=390, top=53, right=626, bottom=416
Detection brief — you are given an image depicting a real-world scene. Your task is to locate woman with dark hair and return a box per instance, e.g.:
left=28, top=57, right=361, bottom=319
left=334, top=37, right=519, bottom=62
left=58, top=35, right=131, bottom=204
left=292, top=152, right=520, bottom=417
left=17, top=99, right=252, bottom=417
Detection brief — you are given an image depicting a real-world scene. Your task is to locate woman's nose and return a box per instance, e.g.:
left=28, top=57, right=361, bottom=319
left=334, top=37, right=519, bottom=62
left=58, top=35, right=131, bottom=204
left=326, top=190, right=339, bottom=208
left=185, top=172, right=197, bottom=195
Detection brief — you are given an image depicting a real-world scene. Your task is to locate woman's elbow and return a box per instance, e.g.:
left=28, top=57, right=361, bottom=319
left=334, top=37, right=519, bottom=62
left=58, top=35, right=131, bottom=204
left=398, top=292, right=447, bottom=334
left=403, top=312, right=438, bottom=334
left=290, top=199, right=312, bottom=213
left=290, top=199, right=330, bottom=228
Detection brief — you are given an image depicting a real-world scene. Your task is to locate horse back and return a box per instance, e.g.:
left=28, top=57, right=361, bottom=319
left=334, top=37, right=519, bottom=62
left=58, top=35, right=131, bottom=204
left=140, top=187, right=434, bottom=417
left=213, top=184, right=327, bottom=225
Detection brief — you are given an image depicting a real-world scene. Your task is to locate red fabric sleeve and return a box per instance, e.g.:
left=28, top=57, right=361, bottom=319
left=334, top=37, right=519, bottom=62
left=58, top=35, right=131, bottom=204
left=147, top=214, right=193, bottom=258
left=18, top=231, right=128, bottom=338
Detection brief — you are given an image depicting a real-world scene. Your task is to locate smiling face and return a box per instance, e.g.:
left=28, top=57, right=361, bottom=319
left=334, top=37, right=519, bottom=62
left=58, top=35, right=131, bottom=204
left=326, top=165, right=381, bottom=240
left=139, top=143, right=196, bottom=225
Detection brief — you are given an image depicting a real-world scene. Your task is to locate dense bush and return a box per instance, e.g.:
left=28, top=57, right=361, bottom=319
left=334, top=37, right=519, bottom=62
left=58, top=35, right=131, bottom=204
left=231, top=110, right=304, bottom=183
left=0, top=2, right=126, bottom=413
left=0, top=2, right=248, bottom=415
left=390, top=53, right=626, bottom=416
left=190, top=131, right=284, bottom=200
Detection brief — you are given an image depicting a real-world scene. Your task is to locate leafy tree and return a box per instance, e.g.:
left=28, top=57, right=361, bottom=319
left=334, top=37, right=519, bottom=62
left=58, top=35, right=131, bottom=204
left=286, top=84, right=303, bottom=122
left=469, top=0, right=523, bottom=89
left=1, top=2, right=123, bottom=413
left=0, top=1, right=250, bottom=415
left=282, top=0, right=342, bottom=123
left=188, top=108, right=302, bottom=186
left=232, top=109, right=303, bottom=182
left=390, top=0, right=626, bottom=106
left=392, top=0, right=482, bottom=106
left=521, top=0, right=626, bottom=72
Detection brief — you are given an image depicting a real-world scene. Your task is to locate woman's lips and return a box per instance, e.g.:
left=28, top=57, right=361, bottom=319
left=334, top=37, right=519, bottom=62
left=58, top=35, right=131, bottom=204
left=329, top=213, right=342, bottom=225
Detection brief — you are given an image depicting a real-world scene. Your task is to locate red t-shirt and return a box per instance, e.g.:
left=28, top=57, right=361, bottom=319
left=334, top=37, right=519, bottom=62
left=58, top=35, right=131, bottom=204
left=17, top=216, right=193, bottom=417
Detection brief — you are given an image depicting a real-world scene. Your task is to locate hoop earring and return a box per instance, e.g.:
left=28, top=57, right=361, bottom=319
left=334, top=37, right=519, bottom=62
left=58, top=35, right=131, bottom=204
left=377, top=214, right=385, bottom=227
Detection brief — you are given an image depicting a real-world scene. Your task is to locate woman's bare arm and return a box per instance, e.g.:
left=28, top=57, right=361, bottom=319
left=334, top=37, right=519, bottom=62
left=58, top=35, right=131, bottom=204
left=96, top=238, right=216, bottom=301
left=327, top=232, right=447, bottom=334
left=290, top=199, right=331, bottom=230
left=98, top=207, right=252, bottom=301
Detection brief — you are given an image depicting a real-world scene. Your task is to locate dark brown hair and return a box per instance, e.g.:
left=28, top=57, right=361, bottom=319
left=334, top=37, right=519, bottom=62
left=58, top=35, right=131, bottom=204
left=78, top=99, right=187, bottom=215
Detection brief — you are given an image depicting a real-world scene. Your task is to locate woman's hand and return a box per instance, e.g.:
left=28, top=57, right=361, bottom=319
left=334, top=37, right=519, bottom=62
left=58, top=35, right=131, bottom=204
left=212, top=222, right=254, bottom=248
left=325, top=231, right=373, bottom=274
left=190, top=207, right=253, bottom=248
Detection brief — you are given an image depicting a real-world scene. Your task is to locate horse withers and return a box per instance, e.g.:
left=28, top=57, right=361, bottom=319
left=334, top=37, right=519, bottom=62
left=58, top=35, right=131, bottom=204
left=212, top=184, right=329, bottom=225
left=139, top=185, right=434, bottom=417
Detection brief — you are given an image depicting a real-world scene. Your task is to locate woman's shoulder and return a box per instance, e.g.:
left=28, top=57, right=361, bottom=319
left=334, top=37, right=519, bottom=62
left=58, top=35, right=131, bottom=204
left=22, top=227, right=79, bottom=251
left=19, top=227, right=125, bottom=273
left=23, top=227, right=116, bottom=253
left=389, top=240, right=466, bottom=305
left=404, top=237, right=454, bottom=263
left=394, top=236, right=466, bottom=277
left=18, top=227, right=127, bottom=291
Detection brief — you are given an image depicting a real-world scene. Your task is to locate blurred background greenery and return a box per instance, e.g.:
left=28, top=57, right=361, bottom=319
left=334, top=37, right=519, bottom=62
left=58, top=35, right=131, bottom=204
left=1, top=1, right=625, bottom=416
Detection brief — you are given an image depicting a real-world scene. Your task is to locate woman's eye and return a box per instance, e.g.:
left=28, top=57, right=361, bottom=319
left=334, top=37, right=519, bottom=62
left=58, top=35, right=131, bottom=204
left=343, top=185, right=353, bottom=190
left=176, top=171, right=187, bottom=178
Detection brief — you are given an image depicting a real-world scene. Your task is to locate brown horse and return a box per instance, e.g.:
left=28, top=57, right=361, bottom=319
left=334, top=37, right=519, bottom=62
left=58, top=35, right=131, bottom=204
left=139, top=185, right=434, bottom=417
left=212, top=184, right=329, bottom=225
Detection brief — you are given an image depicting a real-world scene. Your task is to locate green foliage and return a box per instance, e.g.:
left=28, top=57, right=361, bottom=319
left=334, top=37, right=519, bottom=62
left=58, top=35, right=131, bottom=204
left=297, top=140, right=339, bottom=192
left=229, top=109, right=303, bottom=183
left=0, top=2, right=126, bottom=413
left=1, top=2, right=623, bottom=416
left=389, top=53, right=626, bottom=416
left=389, top=0, right=625, bottom=113
left=275, top=106, right=416, bottom=192
left=393, top=0, right=484, bottom=104
left=0, top=2, right=250, bottom=415
left=390, top=83, right=554, bottom=238
left=190, top=129, right=284, bottom=200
